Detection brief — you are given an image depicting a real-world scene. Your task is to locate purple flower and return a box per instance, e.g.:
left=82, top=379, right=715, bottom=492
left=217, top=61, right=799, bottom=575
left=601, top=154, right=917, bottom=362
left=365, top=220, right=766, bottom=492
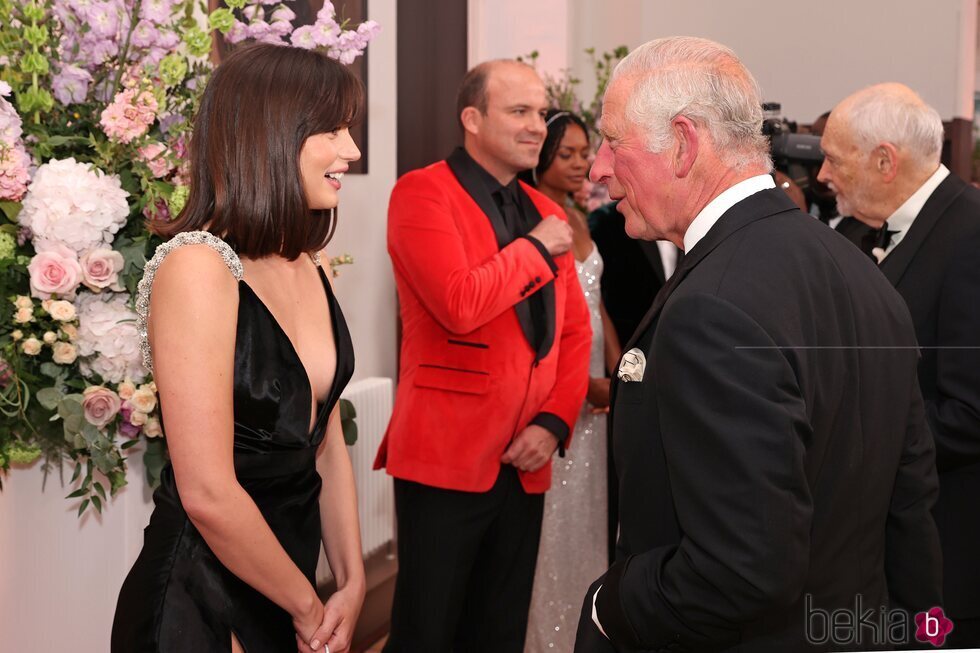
left=270, top=6, right=295, bottom=23
left=290, top=25, right=316, bottom=50
left=246, top=19, right=272, bottom=40
left=225, top=20, right=249, bottom=44
left=242, top=5, right=264, bottom=21
left=130, top=20, right=160, bottom=48
left=316, top=2, right=336, bottom=22
left=83, top=1, right=122, bottom=39
left=140, top=47, right=168, bottom=68
left=52, top=65, right=94, bottom=105
left=155, top=31, right=179, bottom=50
left=139, top=0, right=173, bottom=24
left=269, top=20, right=292, bottom=37
left=311, top=20, right=340, bottom=47
left=17, top=226, right=32, bottom=247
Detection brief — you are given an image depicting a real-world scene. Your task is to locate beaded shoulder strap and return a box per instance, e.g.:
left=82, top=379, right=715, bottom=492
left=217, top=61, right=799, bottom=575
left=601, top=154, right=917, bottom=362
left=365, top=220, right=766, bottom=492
left=135, top=231, right=243, bottom=372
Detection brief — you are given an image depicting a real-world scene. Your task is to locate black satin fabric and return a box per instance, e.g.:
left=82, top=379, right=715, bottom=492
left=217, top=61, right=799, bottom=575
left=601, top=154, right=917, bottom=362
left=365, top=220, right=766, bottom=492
left=111, top=265, right=354, bottom=652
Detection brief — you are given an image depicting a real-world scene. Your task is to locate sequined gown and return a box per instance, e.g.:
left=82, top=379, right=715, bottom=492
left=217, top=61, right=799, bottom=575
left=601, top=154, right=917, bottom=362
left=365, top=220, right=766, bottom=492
left=526, top=243, right=608, bottom=652
left=111, top=231, right=355, bottom=652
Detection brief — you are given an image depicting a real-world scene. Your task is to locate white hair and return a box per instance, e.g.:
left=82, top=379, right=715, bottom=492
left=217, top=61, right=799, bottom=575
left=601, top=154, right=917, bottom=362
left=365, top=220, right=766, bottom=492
left=841, top=85, right=943, bottom=167
left=610, top=36, right=772, bottom=172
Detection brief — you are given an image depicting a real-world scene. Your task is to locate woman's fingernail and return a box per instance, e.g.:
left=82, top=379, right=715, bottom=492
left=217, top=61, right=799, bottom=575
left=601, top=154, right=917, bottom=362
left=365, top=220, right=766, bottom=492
left=311, top=640, right=320, bottom=649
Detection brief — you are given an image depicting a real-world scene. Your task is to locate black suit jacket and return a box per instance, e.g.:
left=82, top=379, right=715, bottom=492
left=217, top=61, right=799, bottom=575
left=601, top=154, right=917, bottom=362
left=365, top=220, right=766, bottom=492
left=578, top=189, right=942, bottom=652
left=879, top=173, right=980, bottom=620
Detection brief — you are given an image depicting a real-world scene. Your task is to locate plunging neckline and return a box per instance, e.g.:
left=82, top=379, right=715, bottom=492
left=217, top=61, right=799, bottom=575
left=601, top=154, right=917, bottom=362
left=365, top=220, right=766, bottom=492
left=238, top=263, right=338, bottom=439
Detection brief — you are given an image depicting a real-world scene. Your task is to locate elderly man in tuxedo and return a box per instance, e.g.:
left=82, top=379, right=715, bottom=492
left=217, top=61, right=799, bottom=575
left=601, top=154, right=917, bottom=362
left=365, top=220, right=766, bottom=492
left=819, top=83, right=980, bottom=648
left=575, top=37, right=942, bottom=652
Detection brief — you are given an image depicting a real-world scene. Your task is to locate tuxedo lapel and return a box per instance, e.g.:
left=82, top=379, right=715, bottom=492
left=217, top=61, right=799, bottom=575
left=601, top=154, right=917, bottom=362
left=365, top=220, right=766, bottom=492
left=879, top=174, right=967, bottom=286
left=517, top=186, right=557, bottom=360
left=446, top=148, right=547, bottom=359
left=446, top=148, right=512, bottom=250
left=621, top=189, right=799, bottom=354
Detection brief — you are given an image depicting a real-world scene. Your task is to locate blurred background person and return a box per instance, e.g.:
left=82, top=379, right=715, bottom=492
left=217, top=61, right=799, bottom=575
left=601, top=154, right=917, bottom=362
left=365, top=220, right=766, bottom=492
left=520, top=109, right=619, bottom=652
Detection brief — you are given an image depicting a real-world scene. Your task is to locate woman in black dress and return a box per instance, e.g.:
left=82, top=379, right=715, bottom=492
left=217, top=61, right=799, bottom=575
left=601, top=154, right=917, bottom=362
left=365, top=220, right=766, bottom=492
left=112, top=43, right=365, bottom=653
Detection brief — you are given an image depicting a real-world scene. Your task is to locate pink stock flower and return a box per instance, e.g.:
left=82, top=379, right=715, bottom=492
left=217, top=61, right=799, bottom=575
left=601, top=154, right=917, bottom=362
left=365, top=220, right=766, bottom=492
left=100, top=88, right=159, bottom=143
left=27, top=244, right=84, bottom=299
left=137, top=142, right=172, bottom=178
left=0, top=144, right=31, bottom=201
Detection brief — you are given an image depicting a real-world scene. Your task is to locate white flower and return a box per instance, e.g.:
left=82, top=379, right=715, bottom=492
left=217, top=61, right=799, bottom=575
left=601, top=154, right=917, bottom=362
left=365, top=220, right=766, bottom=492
left=129, top=385, right=157, bottom=414
left=22, top=337, right=42, bottom=356
left=117, top=379, right=136, bottom=400
left=61, top=323, right=79, bottom=341
left=75, top=292, right=147, bottom=383
left=14, top=295, right=32, bottom=309
left=48, top=300, right=77, bottom=322
left=43, top=331, right=58, bottom=345
left=129, top=409, right=148, bottom=427
left=143, top=416, right=163, bottom=438
left=18, top=158, right=130, bottom=255
left=11, top=329, right=23, bottom=341
left=52, top=342, right=78, bottom=365
left=13, top=306, right=33, bottom=324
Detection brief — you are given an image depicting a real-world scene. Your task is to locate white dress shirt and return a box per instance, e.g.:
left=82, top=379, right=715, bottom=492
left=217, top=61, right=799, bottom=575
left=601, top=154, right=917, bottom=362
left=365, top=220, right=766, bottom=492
left=592, top=173, right=777, bottom=638
left=683, top=174, right=777, bottom=252
left=656, top=240, right=679, bottom=280
left=878, top=164, right=950, bottom=261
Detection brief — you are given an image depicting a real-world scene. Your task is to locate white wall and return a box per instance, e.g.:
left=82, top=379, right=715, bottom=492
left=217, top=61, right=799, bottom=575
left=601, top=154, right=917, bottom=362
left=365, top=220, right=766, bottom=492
left=569, top=0, right=976, bottom=124
left=331, top=0, right=398, bottom=383
left=468, top=0, right=571, bottom=73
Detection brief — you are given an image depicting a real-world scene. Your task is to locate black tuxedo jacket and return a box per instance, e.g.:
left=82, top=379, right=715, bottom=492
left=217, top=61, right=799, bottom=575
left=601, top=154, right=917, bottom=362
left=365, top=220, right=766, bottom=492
left=577, top=189, right=942, bottom=652
left=879, top=173, right=980, bottom=620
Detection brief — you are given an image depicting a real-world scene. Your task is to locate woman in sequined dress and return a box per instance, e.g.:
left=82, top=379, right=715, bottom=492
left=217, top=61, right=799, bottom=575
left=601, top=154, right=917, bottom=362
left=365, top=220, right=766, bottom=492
left=522, top=110, right=622, bottom=652
left=111, top=44, right=365, bottom=653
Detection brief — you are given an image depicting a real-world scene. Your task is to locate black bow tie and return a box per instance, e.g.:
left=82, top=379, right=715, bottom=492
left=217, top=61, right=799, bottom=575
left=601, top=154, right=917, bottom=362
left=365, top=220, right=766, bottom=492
left=860, top=222, right=898, bottom=261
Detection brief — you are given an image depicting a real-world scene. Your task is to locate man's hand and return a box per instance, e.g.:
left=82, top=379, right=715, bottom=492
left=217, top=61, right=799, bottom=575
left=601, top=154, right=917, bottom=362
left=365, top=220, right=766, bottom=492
left=501, top=424, right=559, bottom=472
left=528, top=215, right=574, bottom=256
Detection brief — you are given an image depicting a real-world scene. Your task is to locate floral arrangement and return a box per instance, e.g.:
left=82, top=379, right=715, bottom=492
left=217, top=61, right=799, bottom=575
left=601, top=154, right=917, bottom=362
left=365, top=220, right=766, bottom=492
left=519, top=46, right=629, bottom=212
left=0, top=0, right=378, bottom=515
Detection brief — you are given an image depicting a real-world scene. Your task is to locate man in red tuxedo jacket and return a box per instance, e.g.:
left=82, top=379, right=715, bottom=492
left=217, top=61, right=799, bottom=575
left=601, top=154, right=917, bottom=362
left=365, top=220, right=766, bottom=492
left=375, top=60, right=591, bottom=652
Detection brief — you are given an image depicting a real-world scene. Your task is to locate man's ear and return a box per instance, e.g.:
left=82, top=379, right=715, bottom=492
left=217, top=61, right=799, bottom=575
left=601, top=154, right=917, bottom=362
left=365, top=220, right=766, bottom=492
left=876, top=142, right=900, bottom=183
left=671, top=115, right=699, bottom=178
left=460, top=107, right=482, bottom=136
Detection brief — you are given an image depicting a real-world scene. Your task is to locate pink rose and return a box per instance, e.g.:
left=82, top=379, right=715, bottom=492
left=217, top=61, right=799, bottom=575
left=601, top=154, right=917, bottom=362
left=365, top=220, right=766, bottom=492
left=27, top=244, right=83, bottom=299
left=82, top=385, right=121, bottom=429
left=80, top=247, right=125, bottom=292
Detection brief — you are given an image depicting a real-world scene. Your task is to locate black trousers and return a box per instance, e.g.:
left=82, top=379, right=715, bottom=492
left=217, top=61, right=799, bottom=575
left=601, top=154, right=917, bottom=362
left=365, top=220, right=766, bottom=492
left=383, top=466, right=544, bottom=653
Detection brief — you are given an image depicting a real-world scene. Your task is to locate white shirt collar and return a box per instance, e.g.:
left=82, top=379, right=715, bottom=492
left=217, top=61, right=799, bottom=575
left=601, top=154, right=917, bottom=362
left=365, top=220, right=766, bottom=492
left=880, top=164, right=950, bottom=258
left=683, top=174, right=777, bottom=252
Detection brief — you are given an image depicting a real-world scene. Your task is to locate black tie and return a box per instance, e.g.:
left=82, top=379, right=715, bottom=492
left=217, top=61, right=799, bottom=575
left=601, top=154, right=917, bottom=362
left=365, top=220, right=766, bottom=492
left=496, top=186, right=525, bottom=239
left=860, top=222, right=897, bottom=262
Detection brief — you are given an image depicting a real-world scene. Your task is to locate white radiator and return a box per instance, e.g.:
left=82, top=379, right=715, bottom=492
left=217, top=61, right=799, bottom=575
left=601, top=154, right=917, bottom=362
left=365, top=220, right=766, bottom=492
left=343, top=377, right=395, bottom=558
left=316, top=377, right=395, bottom=588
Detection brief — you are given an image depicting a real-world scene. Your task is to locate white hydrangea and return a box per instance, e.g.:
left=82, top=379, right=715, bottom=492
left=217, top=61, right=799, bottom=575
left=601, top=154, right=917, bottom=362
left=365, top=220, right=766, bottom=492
left=76, top=291, right=147, bottom=383
left=18, top=158, right=130, bottom=254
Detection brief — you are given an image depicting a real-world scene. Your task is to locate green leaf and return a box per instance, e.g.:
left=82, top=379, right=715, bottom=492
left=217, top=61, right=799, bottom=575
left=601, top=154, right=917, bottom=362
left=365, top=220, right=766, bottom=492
left=77, top=498, right=89, bottom=517
left=36, top=387, right=63, bottom=410
left=0, top=201, right=21, bottom=222
left=94, top=481, right=106, bottom=501
left=121, top=439, right=140, bottom=450
left=40, top=363, right=65, bottom=379
left=91, top=494, right=102, bottom=513
left=143, top=438, right=168, bottom=488
left=70, top=461, right=82, bottom=483
left=65, top=487, right=87, bottom=499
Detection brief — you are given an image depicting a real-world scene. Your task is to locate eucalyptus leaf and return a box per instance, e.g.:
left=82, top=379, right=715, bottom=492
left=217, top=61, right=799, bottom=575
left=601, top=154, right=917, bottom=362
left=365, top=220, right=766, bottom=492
left=36, top=387, right=63, bottom=410
left=40, top=363, right=65, bottom=379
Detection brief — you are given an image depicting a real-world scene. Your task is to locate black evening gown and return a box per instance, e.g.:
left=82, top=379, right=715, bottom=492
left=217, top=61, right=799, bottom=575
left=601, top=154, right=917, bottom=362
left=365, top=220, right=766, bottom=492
left=111, top=242, right=354, bottom=652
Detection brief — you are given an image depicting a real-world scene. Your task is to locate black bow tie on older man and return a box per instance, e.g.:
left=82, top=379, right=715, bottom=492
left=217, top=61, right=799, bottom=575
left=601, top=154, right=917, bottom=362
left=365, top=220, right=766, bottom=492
left=860, top=222, right=898, bottom=262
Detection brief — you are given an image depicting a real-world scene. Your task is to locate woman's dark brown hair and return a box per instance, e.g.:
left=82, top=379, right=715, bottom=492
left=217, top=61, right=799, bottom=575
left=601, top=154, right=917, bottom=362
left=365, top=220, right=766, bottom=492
left=154, top=43, right=364, bottom=260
